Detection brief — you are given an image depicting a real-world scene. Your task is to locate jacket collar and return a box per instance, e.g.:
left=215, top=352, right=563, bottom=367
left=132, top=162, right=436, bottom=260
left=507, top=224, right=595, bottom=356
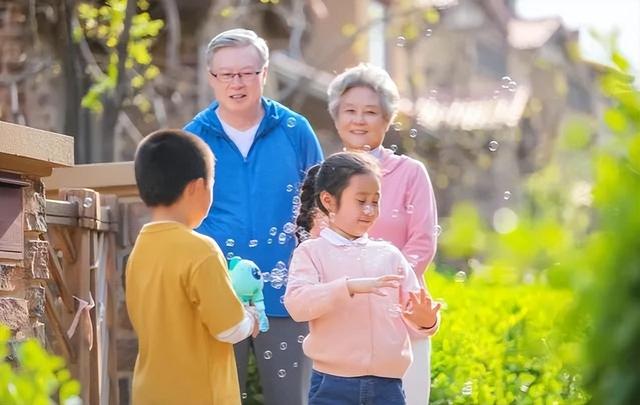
left=320, top=228, right=369, bottom=246
left=195, top=97, right=282, bottom=138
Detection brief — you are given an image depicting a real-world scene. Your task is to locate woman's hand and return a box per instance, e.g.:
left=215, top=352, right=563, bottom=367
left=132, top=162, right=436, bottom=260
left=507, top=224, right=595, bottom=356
left=403, top=289, right=441, bottom=329
left=347, top=274, right=404, bottom=296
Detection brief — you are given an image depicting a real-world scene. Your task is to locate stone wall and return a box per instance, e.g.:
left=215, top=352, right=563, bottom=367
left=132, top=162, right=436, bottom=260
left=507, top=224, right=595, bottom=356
left=0, top=175, right=49, bottom=352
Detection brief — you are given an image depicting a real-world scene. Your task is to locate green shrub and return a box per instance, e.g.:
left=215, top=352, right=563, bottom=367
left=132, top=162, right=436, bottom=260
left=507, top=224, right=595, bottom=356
left=428, top=271, right=587, bottom=404
left=432, top=45, right=640, bottom=403
left=578, top=51, right=640, bottom=404
left=0, top=326, right=80, bottom=404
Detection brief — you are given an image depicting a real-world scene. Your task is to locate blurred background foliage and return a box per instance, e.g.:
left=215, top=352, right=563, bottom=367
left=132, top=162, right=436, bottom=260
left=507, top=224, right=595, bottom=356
left=74, top=0, right=164, bottom=113
left=427, top=271, right=586, bottom=404
left=0, top=326, right=80, bottom=405
left=434, top=48, right=639, bottom=404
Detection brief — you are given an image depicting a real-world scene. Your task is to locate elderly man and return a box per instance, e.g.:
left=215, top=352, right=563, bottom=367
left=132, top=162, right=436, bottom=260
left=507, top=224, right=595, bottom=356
left=184, top=28, right=323, bottom=405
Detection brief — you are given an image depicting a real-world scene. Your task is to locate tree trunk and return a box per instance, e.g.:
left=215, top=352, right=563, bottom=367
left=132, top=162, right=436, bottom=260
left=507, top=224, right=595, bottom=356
left=99, top=0, right=136, bottom=162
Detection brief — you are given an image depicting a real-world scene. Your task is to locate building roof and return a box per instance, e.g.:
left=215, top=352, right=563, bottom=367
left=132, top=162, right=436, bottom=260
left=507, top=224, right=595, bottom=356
left=476, top=0, right=568, bottom=50
left=507, top=17, right=563, bottom=50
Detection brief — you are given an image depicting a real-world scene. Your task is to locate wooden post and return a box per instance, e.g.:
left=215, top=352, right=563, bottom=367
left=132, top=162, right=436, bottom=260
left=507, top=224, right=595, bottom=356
left=89, top=230, right=100, bottom=405
left=58, top=188, right=99, bottom=403
left=101, top=195, right=120, bottom=405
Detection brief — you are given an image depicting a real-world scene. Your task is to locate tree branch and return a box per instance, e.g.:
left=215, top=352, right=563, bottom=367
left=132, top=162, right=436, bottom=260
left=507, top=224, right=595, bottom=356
left=113, top=0, right=137, bottom=107
left=160, top=0, right=181, bottom=75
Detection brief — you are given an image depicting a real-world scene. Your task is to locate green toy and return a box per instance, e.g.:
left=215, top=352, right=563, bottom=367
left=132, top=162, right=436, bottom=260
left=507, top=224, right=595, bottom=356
left=228, top=256, right=269, bottom=332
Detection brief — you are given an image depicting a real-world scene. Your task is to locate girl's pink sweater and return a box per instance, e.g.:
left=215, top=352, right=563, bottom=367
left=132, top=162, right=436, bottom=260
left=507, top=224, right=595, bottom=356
left=284, top=229, right=439, bottom=379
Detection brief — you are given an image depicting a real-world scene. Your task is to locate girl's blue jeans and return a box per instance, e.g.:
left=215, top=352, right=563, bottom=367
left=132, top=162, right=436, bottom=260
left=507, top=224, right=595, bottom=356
left=308, top=370, right=406, bottom=405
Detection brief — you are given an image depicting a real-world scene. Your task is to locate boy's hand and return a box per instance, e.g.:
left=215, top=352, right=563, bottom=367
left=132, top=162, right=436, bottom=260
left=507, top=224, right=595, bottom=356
left=245, top=306, right=260, bottom=338
left=402, top=289, right=441, bottom=329
left=347, top=275, right=403, bottom=296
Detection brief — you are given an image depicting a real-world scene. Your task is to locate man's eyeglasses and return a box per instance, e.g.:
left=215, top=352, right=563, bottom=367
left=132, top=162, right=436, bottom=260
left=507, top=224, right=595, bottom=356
left=209, top=70, right=262, bottom=83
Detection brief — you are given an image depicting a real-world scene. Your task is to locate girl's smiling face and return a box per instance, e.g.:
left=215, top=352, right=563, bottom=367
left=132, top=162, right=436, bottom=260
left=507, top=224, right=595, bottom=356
left=321, top=172, right=381, bottom=239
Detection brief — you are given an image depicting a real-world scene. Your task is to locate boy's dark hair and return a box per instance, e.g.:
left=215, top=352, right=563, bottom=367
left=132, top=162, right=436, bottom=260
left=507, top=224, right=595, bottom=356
left=296, top=151, right=379, bottom=241
left=134, top=129, right=214, bottom=207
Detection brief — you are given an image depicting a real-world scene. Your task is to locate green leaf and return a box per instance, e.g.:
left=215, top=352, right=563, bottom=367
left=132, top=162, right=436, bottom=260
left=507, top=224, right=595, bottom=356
left=423, top=7, right=440, bottom=24
left=59, top=380, right=81, bottom=401
left=108, top=53, right=119, bottom=79
left=604, top=108, right=628, bottom=133
left=98, top=6, right=111, bottom=17
left=128, top=42, right=152, bottom=65
left=96, top=25, right=109, bottom=38
left=0, top=327, right=76, bottom=403
left=612, top=51, right=630, bottom=71
left=72, top=26, right=84, bottom=43
left=131, top=75, right=145, bottom=89
left=560, top=117, right=592, bottom=150
left=77, top=3, right=98, bottom=19
left=133, top=94, right=151, bottom=112
left=138, top=0, right=150, bottom=11
left=106, top=36, right=118, bottom=48
left=132, top=12, right=151, bottom=26
left=220, top=6, right=234, bottom=18
left=628, top=135, right=640, bottom=172
left=144, top=65, right=160, bottom=80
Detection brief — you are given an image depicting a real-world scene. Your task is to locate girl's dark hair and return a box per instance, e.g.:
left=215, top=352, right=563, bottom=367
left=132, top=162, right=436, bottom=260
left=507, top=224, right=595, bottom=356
left=295, top=152, right=380, bottom=242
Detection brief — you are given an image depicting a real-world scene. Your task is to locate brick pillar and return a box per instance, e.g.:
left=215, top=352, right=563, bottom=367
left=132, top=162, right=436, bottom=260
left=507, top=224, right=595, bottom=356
left=0, top=176, right=50, bottom=348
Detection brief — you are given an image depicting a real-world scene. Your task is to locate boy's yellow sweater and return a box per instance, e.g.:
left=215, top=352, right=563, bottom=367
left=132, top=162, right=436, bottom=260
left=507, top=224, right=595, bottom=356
left=126, top=221, right=243, bottom=404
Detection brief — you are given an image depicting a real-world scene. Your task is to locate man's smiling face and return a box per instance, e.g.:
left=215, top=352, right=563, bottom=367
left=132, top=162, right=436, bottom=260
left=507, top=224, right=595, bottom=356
left=207, top=45, right=267, bottom=116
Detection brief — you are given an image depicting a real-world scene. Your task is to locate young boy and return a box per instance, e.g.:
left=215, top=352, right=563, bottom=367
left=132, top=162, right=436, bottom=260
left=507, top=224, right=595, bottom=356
left=127, top=129, right=259, bottom=404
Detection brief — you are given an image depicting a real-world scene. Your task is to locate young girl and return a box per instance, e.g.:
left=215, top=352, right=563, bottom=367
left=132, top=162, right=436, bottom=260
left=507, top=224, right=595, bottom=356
left=327, top=64, right=439, bottom=405
left=284, top=152, right=441, bottom=405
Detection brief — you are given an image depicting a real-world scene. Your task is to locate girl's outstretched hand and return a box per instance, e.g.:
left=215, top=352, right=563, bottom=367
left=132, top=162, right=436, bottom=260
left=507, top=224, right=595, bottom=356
left=403, top=289, right=441, bottom=329
left=347, top=274, right=404, bottom=296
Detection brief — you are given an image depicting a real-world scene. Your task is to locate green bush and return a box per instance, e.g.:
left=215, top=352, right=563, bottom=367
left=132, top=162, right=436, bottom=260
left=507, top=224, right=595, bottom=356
left=0, top=326, right=80, bottom=404
left=434, top=49, right=640, bottom=404
left=578, top=52, right=640, bottom=404
left=428, top=271, right=587, bottom=404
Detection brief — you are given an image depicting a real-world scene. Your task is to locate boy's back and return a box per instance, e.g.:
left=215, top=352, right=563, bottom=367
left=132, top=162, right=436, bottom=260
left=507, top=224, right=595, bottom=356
left=126, top=221, right=244, bottom=405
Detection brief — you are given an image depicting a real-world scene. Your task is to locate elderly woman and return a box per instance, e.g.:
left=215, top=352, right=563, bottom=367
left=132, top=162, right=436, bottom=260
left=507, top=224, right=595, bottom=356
left=327, top=64, right=439, bottom=405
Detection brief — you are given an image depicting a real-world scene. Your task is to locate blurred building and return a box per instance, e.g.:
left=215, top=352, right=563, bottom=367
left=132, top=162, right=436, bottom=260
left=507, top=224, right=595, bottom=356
left=383, top=0, right=606, bottom=218
left=0, top=0, right=607, bottom=215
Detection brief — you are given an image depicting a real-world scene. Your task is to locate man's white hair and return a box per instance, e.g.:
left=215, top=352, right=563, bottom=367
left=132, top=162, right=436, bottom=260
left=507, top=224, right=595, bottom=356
left=206, top=28, right=269, bottom=68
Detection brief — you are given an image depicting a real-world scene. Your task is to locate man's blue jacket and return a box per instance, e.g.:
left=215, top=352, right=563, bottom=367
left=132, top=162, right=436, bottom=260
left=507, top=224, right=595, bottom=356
left=185, top=98, right=323, bottom=316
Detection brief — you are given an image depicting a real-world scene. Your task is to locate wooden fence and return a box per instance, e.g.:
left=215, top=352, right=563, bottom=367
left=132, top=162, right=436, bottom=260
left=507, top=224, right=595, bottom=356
left=45, top=188, right=119, bottom=404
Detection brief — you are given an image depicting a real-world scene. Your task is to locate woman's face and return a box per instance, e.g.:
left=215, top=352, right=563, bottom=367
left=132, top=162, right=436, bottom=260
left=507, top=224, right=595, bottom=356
left=334, top=86, right=392, bottom=151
